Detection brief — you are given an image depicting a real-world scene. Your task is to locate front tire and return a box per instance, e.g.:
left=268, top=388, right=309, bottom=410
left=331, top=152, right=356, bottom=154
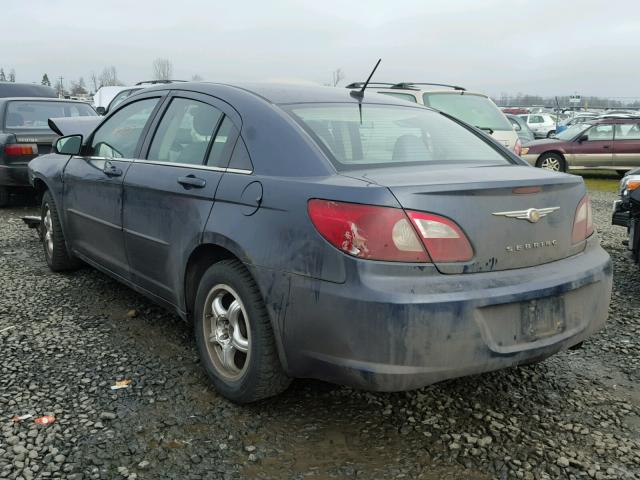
left=194, top=259, right=290, bottom=403
left=41, top=191, right=82, bottom=271
left=537, top=153, right=566, bottom=172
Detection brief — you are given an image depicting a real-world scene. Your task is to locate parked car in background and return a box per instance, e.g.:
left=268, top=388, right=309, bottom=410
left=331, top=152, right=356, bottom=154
left=612, top=168, right=640, bottom=263
left=29, top=82, right=611, bottom=403
left=519, top=113, right=558, bottom=138
left=506, top=114, right=535, bottom=143
left=0, top=82, right=57, bottom=98
left=96, top=80, right=187, bottom=115
left=0, top=98, right=97, bottom=205
left=555, top=114, right=598, bottom=134
left=520, top=117, right=640, bottom=174
left=345, top=82, right=521, bottom=154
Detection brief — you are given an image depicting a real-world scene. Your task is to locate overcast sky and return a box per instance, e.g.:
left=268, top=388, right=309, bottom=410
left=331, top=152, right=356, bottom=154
left=3, top=0, right=639, bottom=98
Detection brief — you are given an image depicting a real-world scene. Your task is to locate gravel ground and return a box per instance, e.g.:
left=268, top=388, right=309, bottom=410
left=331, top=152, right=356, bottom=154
left=0, top=184, right=639, bottom=480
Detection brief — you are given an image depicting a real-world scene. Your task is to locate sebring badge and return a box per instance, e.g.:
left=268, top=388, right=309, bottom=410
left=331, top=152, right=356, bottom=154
left=492, top=206, right=560, bottom=224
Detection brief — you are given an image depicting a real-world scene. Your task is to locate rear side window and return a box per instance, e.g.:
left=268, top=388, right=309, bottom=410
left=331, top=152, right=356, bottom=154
left=615, top=123, right=640, bottom=140
left=422, top=93, right=512, bottom=131
left=91, top=98, right=159, bottom=159
left=227, top=137, right=253, bottom=171
left=207, top=117, right=238, bottom=168
left=148, top=98, right=223, bottom=165
left=378, top=92, right=418, bottom=103
left=5, top=101, right=95, bottom=130
left=288, top=103, right=508, bottom=171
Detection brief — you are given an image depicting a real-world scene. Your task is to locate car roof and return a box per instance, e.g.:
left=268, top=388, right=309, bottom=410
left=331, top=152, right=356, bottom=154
left=0, top=82, right=57, bottom=98
left=0, top=97, right=92, bottom=104
left=142, top=81, right=424, bottom=106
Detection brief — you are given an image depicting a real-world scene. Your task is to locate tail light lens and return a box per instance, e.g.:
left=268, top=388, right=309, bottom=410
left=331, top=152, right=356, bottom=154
left=405, top=211, right=474, bottom=262
left=308, top=199, right=473, bottom=263
left=514, top=138, right=522, bottom=156
left=571, top=195, right=594, bottom=244
left=4, top=144, right=38, bottom=156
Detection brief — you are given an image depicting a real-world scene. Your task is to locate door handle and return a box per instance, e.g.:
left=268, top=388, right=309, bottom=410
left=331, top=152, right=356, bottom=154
left=603, top=145, right=610, bottom=149
left=178, top=175, right=206, bottom=189
left=103, top=161, right=123, bottom=177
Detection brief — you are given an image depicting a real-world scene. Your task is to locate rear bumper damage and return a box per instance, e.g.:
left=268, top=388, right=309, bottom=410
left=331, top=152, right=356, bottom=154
left=265, top=237, right=612, bottom=391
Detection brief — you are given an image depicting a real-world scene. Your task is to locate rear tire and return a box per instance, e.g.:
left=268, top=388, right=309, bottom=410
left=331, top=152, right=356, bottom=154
left=0, top=187, right=9, bottom=207
left=41, top=191, right=82, bottom=271
left=194, top=259, right=290, bottom=403
left=537, top=153, right=566, bottom=173
left=546, top=130, right=556, bottom=138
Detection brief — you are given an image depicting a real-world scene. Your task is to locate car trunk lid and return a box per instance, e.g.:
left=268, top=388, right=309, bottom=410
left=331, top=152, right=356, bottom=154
left=343, top=164, right=586, bottom=274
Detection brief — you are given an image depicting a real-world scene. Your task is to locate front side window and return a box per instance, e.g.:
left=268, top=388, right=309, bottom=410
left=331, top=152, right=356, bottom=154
left=422, top=93, right=512, bottom=131
left=148, top=98, right=222, bottom=165
left=5, top=101, right=95, bottom=130
left=586, top=124, right=613, bottom=141
left=288, top=103, right=509, bottom=171
left=91, top=98, right=159, bottom=158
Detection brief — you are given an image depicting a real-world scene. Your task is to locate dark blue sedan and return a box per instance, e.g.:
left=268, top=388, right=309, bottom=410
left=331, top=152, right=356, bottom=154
left=29, top=83, right=612, bottom=403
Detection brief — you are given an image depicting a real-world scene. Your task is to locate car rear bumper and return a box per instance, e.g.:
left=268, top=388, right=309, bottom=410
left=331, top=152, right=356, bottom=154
left=0, top=163, right=30, bottom=187
left=262, top=237, right=612, bottom=391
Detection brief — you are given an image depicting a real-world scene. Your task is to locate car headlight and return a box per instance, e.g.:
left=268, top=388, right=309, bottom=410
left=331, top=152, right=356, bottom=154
left=620, top=175, right=640, bottom=197
left=520, top=147, right=529, bottom=155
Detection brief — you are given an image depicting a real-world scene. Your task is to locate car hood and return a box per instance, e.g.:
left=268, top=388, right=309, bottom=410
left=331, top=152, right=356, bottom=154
left=523, top=138, right=570, bottom=151
left=47, top=116, right=101, bottom=137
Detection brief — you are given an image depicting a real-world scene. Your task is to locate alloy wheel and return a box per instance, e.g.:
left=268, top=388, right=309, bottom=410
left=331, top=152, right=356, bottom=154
left=540, top=157, right=561, bottom=171
left=202, top=284, right=251, bottom=380
left=43, top=206, right=54, bottom=257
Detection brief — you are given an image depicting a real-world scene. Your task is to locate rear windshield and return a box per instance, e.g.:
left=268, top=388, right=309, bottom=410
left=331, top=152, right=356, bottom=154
left=422, top=93, right=513, bottom=131
left=287, top=103, right=510, bottom=171
left=5, top=101, right=95, bottom=130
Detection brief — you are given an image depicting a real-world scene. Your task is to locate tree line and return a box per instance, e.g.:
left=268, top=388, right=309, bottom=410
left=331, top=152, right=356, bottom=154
left=2, top=58, right=204, bottom=97
left=494, top=93, right=640, bottom=109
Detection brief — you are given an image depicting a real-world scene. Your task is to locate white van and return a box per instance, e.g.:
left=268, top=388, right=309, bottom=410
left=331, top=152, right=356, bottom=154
left=346, top=82, right=521, bottom=154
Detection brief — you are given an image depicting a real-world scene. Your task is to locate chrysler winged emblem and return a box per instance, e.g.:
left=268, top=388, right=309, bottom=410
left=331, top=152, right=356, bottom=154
left=492, top=207, right=559, bottom=223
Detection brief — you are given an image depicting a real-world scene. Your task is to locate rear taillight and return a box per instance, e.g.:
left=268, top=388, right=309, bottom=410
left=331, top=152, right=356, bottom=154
left=307, top=199, right=429, bottom=262
left=4, top=144, right=38, bottom=156
left=307, top=199, right=473, bottom=263
left=571, top=195, right=594, bottom=244
left=405, top=210, right=474, bottom=262
left=514, top=138, right=522, bottom=156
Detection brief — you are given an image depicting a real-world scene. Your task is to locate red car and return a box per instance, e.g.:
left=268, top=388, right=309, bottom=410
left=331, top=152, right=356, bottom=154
left=521, top=116, right=640, bottom=175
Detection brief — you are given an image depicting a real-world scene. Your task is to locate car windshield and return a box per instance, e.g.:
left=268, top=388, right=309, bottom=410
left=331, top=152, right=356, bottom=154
left=5, top=101, right=95, bottom=131
left=287, top=103, right=510, bottom=171
left=422, top=93, right=513, bottom=131
left=555, top=123, right=590, bottom=140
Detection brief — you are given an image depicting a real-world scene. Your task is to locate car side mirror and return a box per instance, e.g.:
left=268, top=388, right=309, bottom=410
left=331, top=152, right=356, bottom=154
left=54, top=134, right=83, bottom=155
left=577, top=134, right=588, bottom=143
left=513, top=124, right=521, bottom=131
left=96, top=106, right=106, bottom=115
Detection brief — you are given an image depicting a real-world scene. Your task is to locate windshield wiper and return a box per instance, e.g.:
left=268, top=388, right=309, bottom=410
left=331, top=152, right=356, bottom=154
left=476, top=126, right=494, bottom=134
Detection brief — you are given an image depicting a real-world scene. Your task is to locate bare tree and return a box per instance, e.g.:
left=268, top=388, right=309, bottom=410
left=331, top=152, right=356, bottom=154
left=98, top=66, right=121, bottom=87
left=191, top=74, right=203, bottom=81
left=55, top=78, right=65, bottom=97
left=8, top=69, right=15, bottom=82
left=90, top=71, right=99, bottom=92
left=70, top=77, right=87, bottom=95
left=0, top=69, right=6, bottom=82
left=331, top=68, right=345, bottom=87
left=152, top=58, right=173, bottom=81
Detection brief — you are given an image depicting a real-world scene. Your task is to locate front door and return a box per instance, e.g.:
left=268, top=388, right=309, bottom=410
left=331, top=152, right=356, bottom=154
left=63, top=96, right=163, bottom=279
left=122, top=92, right=241, bottom=305
left=569, top=123, right=613, bottom=168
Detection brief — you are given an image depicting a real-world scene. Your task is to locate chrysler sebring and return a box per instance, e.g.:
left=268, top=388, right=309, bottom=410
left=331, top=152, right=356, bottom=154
left=29, top=83, right=612, bottom=403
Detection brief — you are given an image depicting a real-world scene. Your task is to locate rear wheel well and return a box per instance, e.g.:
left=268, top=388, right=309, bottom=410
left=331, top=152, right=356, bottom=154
left=184, top=244, right=239, bottom=320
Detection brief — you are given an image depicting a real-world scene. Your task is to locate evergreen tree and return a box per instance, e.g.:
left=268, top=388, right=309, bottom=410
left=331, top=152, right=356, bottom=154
left=41, top=73, right=51, bottom=86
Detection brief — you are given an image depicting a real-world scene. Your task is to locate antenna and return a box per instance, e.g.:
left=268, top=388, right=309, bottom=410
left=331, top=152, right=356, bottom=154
left=350, top=59, right=382, bottom=99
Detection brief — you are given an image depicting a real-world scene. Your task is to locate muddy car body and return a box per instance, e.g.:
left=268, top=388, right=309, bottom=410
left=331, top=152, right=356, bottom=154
left=29, top=83, right=612, bottom=402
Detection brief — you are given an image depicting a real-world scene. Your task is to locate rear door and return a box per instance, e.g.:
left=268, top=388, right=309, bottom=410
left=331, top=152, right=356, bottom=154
left=613, top=121, right=640, bottom=168
left=570, top=123, right=613, bottom=167
left=122, top=91, right=241, bottom=305
left=63, top=94, right=165, bottom=279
